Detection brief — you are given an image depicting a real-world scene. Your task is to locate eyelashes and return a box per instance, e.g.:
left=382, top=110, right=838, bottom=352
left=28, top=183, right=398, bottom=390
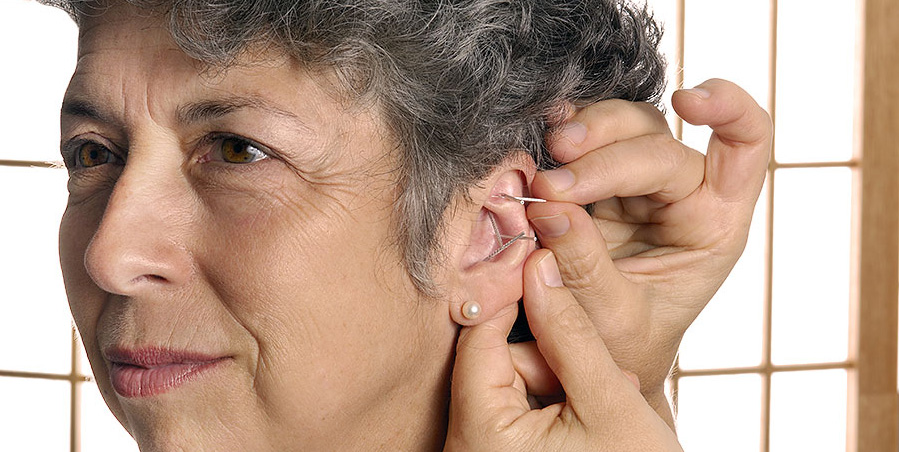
left=198, top=134, right=270, bottom=165
left=59, top=131, right=289, bottom=202
left=61, top=133, right=272, bottom=171
left=62, top=138, right=124, bottom=171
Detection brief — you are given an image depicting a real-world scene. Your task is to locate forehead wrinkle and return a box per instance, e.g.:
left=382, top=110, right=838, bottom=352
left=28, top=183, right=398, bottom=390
left=177, top=96, right=310, bottom=132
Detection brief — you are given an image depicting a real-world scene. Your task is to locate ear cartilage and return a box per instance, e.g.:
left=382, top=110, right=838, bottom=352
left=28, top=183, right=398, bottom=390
left=499, top=193, right=547, bottom=205
left=484, top=210, right=539, bottom=261
left=483, top=232, right=538, bottom=261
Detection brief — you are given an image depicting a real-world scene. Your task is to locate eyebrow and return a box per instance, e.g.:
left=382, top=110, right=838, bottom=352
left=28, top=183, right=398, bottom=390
left=176, top=96, right=301, bottom=125
left=61, top=96, right=303, bottom=127
left=60, top=99, right=115, bottom=124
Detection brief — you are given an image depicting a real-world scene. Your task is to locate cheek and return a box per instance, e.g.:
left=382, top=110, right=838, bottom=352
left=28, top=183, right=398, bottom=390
left=199, top=189, right=375, bottom=341
left=59, top=202, right=105, bottom=337
left=59, top=203, right=130, bottom=424
left=195, top=181, right=430, bottom=412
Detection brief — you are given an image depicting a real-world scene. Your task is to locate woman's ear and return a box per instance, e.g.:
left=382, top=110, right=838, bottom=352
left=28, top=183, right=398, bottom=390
left=445, top=152, right=538, bottom=326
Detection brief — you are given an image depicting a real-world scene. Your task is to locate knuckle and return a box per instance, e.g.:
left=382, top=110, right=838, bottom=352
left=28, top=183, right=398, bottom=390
left=557, top=247, right=605, bottom=289
left=649, top=133, right=691, bottom=166
left=731, top=106, right=773, bottom=147
left=552, top=300, right=600, bottom=342
left=583, top=106, right=622, bottom=135
left=635, top=101, right=667, bottom=122
left=578, top=148, right=620, bottom=182
left=455, top=330, right=503, bottom=355
left=582, top=99, right=631, bottom=135
left=756, top=105, right=775, bottom=137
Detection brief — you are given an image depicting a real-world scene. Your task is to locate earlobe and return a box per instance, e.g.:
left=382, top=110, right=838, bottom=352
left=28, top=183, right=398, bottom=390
left=448, top=153, right=541, bottom=326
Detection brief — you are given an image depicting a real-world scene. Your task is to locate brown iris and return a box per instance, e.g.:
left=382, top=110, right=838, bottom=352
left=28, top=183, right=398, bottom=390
left=221, top=137, right=263, bottom=164
left=77, top=142, right=112, bottom=168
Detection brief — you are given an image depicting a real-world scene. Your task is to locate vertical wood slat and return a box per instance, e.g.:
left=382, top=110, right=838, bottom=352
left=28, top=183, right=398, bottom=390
left=760, top=1, right=778, bottom=450
left=70, top=326, right=81, bottom=452
left=672, top=0, right=686, bottom=142
left=848, top=0, right=899, bottom=450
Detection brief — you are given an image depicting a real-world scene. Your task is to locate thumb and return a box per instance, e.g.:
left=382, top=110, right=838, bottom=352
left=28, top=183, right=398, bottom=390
left=523, top=250, right=631, bottom=419
left=523, top=251, right=683, bottom=450
left=672, top=78, right=772, bottom=204
left=446, top=302, right=528, bottom=447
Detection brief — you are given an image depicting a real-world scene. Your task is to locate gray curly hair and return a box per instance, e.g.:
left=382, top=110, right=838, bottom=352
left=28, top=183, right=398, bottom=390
left=42, top=0, right=666, bottom=294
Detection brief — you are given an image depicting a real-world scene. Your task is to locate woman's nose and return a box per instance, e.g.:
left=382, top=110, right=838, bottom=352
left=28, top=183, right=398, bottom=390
left=84, top=162, right=193, bottom=296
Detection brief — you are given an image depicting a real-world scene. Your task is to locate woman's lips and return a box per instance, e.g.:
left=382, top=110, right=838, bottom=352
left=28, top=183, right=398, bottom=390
left=105, top=348, right=228, bottom=398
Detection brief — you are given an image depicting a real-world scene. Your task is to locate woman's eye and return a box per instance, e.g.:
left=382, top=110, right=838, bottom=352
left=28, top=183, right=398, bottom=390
left=75, top=142, right=116, bottom=168
left=216, top=137, right=269, bottom=164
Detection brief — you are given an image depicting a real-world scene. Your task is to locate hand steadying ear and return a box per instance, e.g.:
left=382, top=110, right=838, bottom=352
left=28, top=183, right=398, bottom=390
left=515, top=78, right=772, bottom=425
left=445, top=250, right=683, bottom=452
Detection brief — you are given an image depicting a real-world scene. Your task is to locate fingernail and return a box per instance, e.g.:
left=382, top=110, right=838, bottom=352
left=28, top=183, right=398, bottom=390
left=530, top=214, right=570, bottom=238
left=681, top=87, right=711, bottom=99
left=538, top=252, right=563, bottom=287
left=559, top=121, right=587, bottom=145
left=541, top=168, right=575, bottom=191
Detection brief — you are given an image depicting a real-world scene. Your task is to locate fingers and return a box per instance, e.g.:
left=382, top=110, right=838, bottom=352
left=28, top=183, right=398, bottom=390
left=522, top=250, right=630, bottom=414
left=522, top=251, right=684, bottom=450
left=673, top=78, right=771, bottom=145
left=536, top=79, right=770, bottom=207
left=448, top=302, right=528, bottom=430
left=672, top=78, right=772, bottom=203
left=526, top=201, right=638, bottom=318
left=546, top=99, right=671, bottom=164
left=508, top=341, right=640, bottom=399
left=532, top=134, right=705, bottom=205
left=509, top=341, right=562, bottom=397
left=449, top=251, right=683, bottom=451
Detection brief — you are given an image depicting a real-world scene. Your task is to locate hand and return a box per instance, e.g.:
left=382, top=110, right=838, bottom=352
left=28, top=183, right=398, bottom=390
left=445, top=250, right=683, bottom=452
left=521, top=79, right=773, bottom=422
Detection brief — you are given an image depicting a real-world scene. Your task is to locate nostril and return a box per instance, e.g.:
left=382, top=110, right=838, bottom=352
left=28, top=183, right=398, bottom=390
left=131, top=274, right=168, bottom=284
left=86, top=253, right=191, bottom=295
left=84, top=233, right=192, bottom=295
left=78, top=162, right=194, bottom=295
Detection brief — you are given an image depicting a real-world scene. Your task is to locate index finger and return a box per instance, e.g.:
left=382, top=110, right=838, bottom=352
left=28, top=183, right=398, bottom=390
left=546, top=100, right=671, bottom=164
left=532, top=135, right=705, bottom=205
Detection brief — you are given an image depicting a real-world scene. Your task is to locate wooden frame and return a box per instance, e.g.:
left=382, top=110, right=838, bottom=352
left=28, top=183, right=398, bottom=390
left=669, top=0, right=899, bottom=450
left=848, top=0, right=899, bottom=450
left=1, top=0, right=896, bottom=450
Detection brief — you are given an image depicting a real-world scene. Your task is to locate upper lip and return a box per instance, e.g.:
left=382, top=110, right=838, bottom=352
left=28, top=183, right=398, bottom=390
left=104, top=347, right=226, bottom=368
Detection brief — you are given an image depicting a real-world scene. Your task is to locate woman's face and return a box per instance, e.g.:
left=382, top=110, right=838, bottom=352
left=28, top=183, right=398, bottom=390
left=59, top=4, right=459, bottom=450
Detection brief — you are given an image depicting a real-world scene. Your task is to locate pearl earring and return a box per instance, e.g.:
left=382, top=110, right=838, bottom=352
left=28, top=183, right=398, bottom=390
left=461, top=301, right=482, bottom=320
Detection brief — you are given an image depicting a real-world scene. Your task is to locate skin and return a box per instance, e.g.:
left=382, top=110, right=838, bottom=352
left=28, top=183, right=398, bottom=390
left=55, top=2, right=771, bottom=451
left=446, top=80, right=773, bottom=449
left=446, top=251, right=683, bottom=451
left=530, top=80, right=772, bottom=423
left=59, top=4, right=500, bottom=450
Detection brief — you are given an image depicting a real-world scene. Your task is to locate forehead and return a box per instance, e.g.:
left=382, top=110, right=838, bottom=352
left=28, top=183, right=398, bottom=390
left=67, top=5, right=350, bottom=132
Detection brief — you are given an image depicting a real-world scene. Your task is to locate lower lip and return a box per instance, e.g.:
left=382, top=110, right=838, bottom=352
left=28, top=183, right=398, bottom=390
left=109, top=359, right=227, bottom=398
